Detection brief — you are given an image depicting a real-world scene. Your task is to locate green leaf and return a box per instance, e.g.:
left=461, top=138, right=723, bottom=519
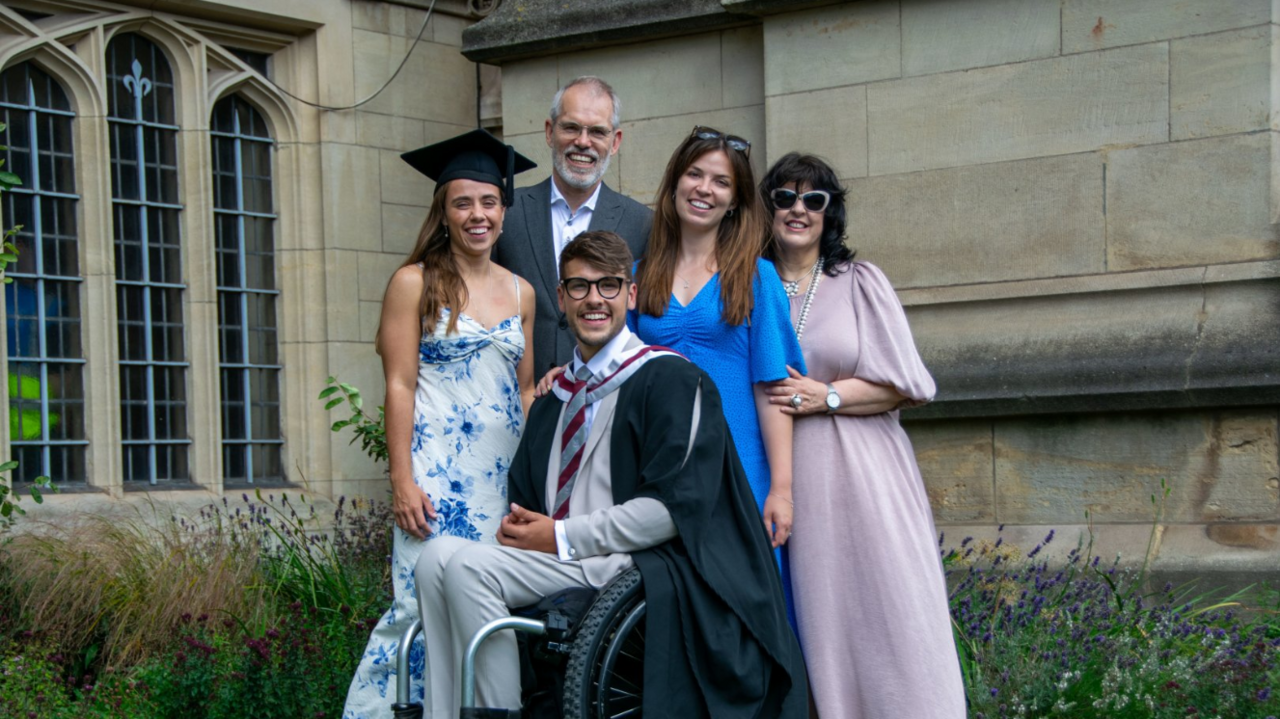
left=330, top=420, right=350, bottom=431
left=351, top=393, right=364, bottom=410
left=0, top=460, right=18, bottom=472
left=0, top=172, right=21, bottom=186
left=1, top=503, right=11, bottom=518
left=324, top=397, right=344, bottom=411
left=338, top=382, right=357, bottom=395
left=0, top=252, right=17, bottom=262
left=318, top=386, right=340, bottom=399
left=29, top=486, right=42, bottom=503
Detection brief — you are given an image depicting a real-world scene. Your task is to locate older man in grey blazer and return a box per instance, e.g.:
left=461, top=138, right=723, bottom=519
left=493, top=76, right=652, bottom=374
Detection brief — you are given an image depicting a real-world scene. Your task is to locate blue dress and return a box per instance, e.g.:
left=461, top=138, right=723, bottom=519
left=342, top=305, right=524, bottom=719
left=629, top=258, right=805, bottom=513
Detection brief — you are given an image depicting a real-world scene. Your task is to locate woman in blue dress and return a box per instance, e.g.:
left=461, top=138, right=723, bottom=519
left=629, top=127, right=805, bottom=558
left=343, top=131, right=537, bottom=719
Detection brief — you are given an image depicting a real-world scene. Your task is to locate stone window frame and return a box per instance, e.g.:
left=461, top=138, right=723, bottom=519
left=0, top=2, right=315, bottom=497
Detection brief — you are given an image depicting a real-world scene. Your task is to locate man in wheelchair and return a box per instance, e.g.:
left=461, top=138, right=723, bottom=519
left=413, top=231, right=808, bottom=718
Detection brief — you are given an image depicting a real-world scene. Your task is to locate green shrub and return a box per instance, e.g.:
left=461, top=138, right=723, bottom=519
left=123, top=604, right=371, bottom=719
left=0, top=642, right=76, bottom=718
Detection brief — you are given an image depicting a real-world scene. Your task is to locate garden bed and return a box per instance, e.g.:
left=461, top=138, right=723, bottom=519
left=1, top=492, right=1276, bottom=718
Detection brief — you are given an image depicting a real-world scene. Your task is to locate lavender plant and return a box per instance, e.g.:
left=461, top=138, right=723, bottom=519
left=946, top=524, right=1280, bottom=718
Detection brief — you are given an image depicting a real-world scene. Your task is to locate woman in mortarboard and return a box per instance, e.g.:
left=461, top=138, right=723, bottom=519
left=343, top=130, right=538, bottom=719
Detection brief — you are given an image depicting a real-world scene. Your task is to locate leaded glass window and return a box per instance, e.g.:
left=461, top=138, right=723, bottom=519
left=1, top=62, right=85, bottom=484
left=107, top=33, right=189, bottom=484
left=212, top=96, right=281, bottom=484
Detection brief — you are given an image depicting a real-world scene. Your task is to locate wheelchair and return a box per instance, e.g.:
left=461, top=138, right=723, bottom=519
left=391, top=566, right=646, bottom=719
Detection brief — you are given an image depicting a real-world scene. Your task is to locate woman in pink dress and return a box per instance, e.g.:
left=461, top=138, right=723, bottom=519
left=761, top=153, right=966, bottom=718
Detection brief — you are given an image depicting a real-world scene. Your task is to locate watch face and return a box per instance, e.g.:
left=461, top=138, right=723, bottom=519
left=826, top=392, right=839, bottom=409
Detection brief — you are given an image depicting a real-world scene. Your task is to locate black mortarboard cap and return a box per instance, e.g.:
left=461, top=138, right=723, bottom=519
left=400, top=129, right=536, bottom=207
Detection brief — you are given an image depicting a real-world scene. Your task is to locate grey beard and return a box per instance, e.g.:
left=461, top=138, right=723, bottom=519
left=553, top=150, right=612, bottom=191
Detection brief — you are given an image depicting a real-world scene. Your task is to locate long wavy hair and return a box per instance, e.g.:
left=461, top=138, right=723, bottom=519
left=377, top=181, right=494, bottom=350
left=635, top=133, right=766, bottom=326
left=759, top=152, right=855, bottom=277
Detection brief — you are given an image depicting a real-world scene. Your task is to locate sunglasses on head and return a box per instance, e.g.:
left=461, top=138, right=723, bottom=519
left=561, top=276, right=627, bottom=300
left=770, top=188, right=831, bottom=213
left=690, top=126, right=751, bottom=156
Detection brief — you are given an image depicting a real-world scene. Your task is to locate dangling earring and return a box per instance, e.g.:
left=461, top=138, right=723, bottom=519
left=443, top=225, right=449, bottom=239
left=726, top=207, right=736, bottom=218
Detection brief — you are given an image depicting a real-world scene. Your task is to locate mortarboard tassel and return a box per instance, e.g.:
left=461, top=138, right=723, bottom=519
left=505, top=145, right=515, bottom=207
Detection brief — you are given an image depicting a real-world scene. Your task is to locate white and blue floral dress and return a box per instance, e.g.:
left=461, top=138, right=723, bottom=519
left=343, top=293, right=524, bottom=719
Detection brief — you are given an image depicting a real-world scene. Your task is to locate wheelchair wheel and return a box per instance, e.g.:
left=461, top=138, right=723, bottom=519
left=561, top=567, right=645, bottom=719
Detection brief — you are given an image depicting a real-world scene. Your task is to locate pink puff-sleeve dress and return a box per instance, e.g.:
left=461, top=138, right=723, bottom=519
left=788, top=261, right=966, bottom=719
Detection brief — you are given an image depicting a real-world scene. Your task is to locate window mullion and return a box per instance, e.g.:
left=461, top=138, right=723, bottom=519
left=24, top=76, right=55, bottom=460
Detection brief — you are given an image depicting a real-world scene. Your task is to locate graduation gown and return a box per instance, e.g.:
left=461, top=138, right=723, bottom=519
left=508, top=356, right=808, bottom=718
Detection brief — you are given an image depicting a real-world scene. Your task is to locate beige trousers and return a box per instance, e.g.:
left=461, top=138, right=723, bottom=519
left=413, top=536, right=596, bottom=719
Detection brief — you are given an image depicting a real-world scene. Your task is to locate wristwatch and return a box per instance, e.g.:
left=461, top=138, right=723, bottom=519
left=825, top=383, right=841, bottom=414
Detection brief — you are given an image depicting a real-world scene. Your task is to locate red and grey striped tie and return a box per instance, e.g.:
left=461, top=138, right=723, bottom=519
left=552, top=363, right=595, bottom=519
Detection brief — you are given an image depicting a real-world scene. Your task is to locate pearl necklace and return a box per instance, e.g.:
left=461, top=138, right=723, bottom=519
left=791, top=257, right=823, bottom=342
left=781, top=259, right=820, bottom=298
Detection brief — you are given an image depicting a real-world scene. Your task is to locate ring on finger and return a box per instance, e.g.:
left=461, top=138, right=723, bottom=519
left=789, top=394, right=803, bottom=408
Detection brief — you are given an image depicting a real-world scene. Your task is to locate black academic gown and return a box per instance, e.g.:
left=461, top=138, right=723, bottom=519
left=508, top=356, right=809, bottom=718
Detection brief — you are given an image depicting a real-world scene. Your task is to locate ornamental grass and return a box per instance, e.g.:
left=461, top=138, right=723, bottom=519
left=0, top=493, right=393, bottom=719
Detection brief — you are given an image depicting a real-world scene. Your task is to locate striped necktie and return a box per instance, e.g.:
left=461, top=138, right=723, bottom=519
left=552, top=363, right=596, bottom=520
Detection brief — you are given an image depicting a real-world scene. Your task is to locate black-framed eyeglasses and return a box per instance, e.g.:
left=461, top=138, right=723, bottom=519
left=771, top=188, right=831, bottom=213
left=691, top=126, right=751, bottom=156
left=561, top=276, right=627, bottom=300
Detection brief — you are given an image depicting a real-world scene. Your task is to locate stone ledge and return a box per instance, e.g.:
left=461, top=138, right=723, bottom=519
left=8, top=486, right=342, bottom=532
left=938, top=522, right=1280, bottom=578
left=461, top=0, right=756, bottom=63
left=905, top=275, right=1280, bottom=419
left=899, top=259, right=1280, bottom=307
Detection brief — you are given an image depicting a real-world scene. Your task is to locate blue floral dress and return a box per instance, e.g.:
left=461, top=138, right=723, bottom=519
left=343, top=302, right=524, bottom=719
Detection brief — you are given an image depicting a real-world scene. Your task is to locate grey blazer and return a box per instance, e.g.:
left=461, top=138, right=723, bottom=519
left=493, top=178, right=652, bottom=373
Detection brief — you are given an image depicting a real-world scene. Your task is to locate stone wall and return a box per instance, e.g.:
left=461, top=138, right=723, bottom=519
left=498, top=26, right=769, bottom=197
left=320, top=0, right=480, bottom=500
left=465, top=0, right=1280, bottom=572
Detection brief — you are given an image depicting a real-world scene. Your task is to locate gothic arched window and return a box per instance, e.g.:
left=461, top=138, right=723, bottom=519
left=211, top=95, right=281, bottom=484
left=106, top=33, right=187, bottom=485
left=1, top=61, right=85, bottom=484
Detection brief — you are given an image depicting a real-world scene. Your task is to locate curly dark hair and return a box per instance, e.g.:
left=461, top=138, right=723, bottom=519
left=759, top=152, right=854, bottom=276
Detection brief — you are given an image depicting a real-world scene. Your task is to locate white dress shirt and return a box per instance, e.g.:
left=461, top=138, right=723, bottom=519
left=549, top=180, right=601, bottom=276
